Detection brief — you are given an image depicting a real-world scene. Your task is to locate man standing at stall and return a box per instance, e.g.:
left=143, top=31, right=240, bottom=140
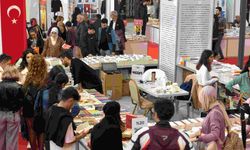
left=215, top=7, right=226, bottom=60
left=76, top=14, right=88, bottom=57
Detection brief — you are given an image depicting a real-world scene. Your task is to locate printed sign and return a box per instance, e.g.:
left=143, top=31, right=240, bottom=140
left=131, top=65, right=145, bottom=81
left=132, top=117, right=148, bottom=134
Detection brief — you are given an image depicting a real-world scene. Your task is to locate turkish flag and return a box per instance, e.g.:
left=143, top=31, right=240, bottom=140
left=0, top=0, right=27, bottom=62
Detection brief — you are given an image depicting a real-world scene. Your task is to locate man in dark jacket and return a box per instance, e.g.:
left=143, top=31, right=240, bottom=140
left=135, top=0, right=149, bottom=35
left=65, top=21, right=76, bottom=48
left=93, top=14, right=102, bottom=34
left=45, top=87, right=88, bottom=149
left=60, top=51, right=103, bottom=93
left=27, top=29, right=44, bottom=54
left=109, top=11, right=126, bottom=55
left=86, top=25, right=99, bottom=56
left=76, top=14, right=88, bottom=57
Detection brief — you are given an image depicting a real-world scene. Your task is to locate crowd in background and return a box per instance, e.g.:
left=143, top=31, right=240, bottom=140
left=26, top=8, right=127, bottom=59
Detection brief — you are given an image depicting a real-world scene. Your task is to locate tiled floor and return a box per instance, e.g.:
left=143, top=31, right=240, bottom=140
left=117, top=96, right=201, bottom=121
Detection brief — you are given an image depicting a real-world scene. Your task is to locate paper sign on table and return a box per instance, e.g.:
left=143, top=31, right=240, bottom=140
left=131, top=65, right=145, bottom=81
left=132, top=117, right=148, bottom=134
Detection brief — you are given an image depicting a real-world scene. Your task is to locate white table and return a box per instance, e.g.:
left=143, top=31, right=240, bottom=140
left=136, top=82, right=189, bottom=98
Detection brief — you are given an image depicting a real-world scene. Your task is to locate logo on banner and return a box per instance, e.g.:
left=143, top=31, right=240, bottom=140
left=7, top=5, right=21, bottom=24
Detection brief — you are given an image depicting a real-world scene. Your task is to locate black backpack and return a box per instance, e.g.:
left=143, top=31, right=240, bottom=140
left=176, top=79, right=193, bottom=100
left=33, top=88, right=46, bottom=134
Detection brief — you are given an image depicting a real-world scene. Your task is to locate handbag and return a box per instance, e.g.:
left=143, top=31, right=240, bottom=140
left=33, top=90, right=45, bottom=134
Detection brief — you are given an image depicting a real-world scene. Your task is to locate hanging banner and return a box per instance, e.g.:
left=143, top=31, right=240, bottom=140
left=0, top=0, right=27, bottom=62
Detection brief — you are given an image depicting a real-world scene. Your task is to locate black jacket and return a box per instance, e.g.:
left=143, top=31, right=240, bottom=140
left=70, top=58, right=103, bottom=93
left=109, top=19, right=125, bottom=33
left=76, top=22, right=88, bottom=51
left=135, top=1, right=148, bottom=22
left=101, top=0, right=106, bottom=15
left=51, top=0, right=62, bottom=13
left=45, top=105, right=73, bottom=147
left=27, top=38, right=44, bottom=54
left=91, top=117, right=123, bottom=150
left=0, top=80, right=24, bottom=112
left=87, top=33, right=99, bottom=56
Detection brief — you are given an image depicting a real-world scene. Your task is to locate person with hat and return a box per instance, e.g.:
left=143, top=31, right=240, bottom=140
left=42, top=27, right=65, bottom=58
left=0, top=54, right=12, bottom=81
left=90, top=101, right=124, bottom=150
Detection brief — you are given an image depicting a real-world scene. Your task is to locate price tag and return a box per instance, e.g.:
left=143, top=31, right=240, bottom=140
left=132, top=117, right=148, bottom=134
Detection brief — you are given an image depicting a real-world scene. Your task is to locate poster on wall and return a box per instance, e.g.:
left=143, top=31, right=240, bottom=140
left=159, top=0, right=178, bottom=81
left=177, top=0, right=214, bottom=60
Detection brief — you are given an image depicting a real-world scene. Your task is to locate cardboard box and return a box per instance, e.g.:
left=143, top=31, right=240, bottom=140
left=122, top=80, right=130, bottom=96
left=100, top=71, right=123, bottom=87
left=101, top=71, right=123, bottom=100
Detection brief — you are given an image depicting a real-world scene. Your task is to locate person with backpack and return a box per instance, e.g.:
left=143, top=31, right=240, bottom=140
left=23, top=55, right=48, bottom=150
left=126, top=100, right=193, bottom=150
left=34, top=72, right=69, bottom=112
left=190, top=86, right=232, bottom=150
left=98, top=18, right=117, bottom=56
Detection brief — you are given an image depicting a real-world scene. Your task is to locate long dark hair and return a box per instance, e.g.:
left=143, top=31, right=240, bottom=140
left=48, top=65, right=65, bottom=82
left=48, top=73, right=69, bottom=107
left=19, top=49, right=34, bottom=71
left=103, top=101, right=122, bottom=127
left=196, top=50, right=213, bottom=72
left=241, top=56, right=250, bottom=74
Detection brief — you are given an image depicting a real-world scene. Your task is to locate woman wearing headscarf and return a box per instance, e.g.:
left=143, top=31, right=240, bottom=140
left=90, top=101, right=124, bottom=150
left=42, top=27, right=64, bottom=58
left=192, top=86, right=231, bottom=150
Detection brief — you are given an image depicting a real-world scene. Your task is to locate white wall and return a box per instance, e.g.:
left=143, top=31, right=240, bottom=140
left=106, top=0, right=115, bottom=22
left=26, top=0, right=40, bottom=24
left=234, top=0, right=241, bottom=16
left=62, top=0, right=69, bottom=23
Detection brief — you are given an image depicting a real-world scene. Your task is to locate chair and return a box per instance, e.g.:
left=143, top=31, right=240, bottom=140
left=174, top=74, right=198, bottom=118
left=141, top=69, right=167, bottom=82
left=129, top=80, right=154, bottom=116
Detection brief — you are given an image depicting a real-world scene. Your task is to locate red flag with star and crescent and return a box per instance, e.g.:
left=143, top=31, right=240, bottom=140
left=0, top=0, right=27, bottom=62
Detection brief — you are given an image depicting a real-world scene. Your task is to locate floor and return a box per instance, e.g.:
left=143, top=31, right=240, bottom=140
left=117, top=96, right=200, bottom=121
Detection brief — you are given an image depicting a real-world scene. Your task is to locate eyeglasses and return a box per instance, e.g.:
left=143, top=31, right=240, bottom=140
left=51, top=32, right=57, bottom=34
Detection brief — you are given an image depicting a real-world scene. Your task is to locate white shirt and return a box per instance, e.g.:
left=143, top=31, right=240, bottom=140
left=196, top=65, right=218, bottom=86
left=112, top=21, right=116, bottom=30
left=50, top=123, right=76, bottom=150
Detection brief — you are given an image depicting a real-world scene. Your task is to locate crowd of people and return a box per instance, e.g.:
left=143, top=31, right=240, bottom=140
left=0, top=3, right=249, bottom=150
left=26, top=9, right=126, bottom=59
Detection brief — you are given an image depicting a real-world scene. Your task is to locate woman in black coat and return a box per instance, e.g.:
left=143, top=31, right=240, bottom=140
left=90, top=101, right=124, bottom=150
left=0, top=66, right=24, bottom=150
